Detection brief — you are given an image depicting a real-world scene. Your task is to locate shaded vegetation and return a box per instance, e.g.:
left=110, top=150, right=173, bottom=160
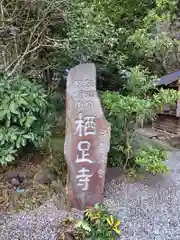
left=1, top=0, right=180, bottom=175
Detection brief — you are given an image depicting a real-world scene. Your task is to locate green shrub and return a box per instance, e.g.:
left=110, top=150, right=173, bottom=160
left=102, top=66, right=179, bottom=171
left=0, top=75, right=51, bottom=165
left=84, top=204, right=120, bottom=239
left=135, top=146, right=168, bottom=174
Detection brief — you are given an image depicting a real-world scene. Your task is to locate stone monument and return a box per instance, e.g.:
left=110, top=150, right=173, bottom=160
left=64, top=63, right=111, bottom=210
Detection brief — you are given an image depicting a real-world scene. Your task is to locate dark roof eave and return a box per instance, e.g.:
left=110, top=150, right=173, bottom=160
left=156, top=70, right=180, bottom=86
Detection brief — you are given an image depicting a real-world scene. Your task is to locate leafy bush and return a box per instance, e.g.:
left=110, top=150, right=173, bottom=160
left=102, top=66, right=179, bottom=171
left=84, top=204, right=120, bottom=239
left=135, top=146, right=168, bottom=174
left=128, top=0, right=180, bottom=74
left=59, top=204, right=120, bottom=240
left=0, top=75, right=51, bottom=165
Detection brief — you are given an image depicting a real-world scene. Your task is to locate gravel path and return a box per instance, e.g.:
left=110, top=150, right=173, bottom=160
left=1, top=150, right=180, bottom=240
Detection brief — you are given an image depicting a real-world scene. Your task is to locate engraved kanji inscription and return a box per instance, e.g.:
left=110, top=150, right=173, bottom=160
left=75, top=113, right=96, bottom=136
left=76, top=141, right=93, bottom=164
left=76, top=167, right=93, bottom=191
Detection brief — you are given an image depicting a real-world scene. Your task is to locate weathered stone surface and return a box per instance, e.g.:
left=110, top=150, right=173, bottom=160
left=11, top=178, right=21, bottom=187
left=64, top=63, right=111, bottom=210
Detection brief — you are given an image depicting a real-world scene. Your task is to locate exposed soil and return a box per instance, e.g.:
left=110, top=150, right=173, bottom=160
left=0, top=138, right=67, bottom=214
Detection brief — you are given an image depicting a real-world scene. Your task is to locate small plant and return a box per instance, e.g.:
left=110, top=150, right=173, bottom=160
left=84, top=204, right=120, bottom=239
left=0, top=75, right=51, bottom=165
left=59, top=204, right=120, bottom=240
left=135, top=146, right=168, bottom=174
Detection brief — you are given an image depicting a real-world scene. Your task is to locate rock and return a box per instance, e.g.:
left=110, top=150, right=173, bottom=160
left=6, top=171, right=24, bottom=184
left=34, top=168, right=56, bottom=185
left=11, top=178, right=21, bottom=187
left=6, top=171, right=19, bottom=182
left=64, top=63, right=111, bottom=210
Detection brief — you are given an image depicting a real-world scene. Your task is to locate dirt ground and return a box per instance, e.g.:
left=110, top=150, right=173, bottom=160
left=0, top=136, right=66, bottom=214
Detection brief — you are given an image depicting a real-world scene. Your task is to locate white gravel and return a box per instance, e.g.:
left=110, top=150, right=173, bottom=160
left=1, top=150, right=180, bottom=240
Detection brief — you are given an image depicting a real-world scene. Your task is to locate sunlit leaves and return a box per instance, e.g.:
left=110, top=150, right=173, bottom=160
left=135, top=146, right=168, bottom=174
left=106, top=215, right=121, bottom=235
left=84, top=204, right=121, bottom=239
left=75, top=220, right=91, bottom=232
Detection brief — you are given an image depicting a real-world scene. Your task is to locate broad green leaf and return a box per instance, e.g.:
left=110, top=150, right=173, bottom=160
left=25, top=116, right=37, bottom=128
left=16, top=137, right=21, bottom=148
left=19, top=98, right=28, bottom=106
left=21, top=138, right=27, bottom=146
left=0, top=110, right=6, bottom=120
left=6, top=155, right=15, bottom=162
left=9, top=101, right=18, bottom=114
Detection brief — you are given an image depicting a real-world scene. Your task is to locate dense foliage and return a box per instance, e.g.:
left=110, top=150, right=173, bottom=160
left=59, top=0, right=180, bottom=81
left=1, top=0, right=180, bottom=78
left=1, top=0, right=180, bottom=171
left=102, top=66, right=178, bottom=171
left=129, top=0, right=180, bottom=73
left=1, top=0, right=180, bottom=80
left=0, top=75, right=51, bottom=165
